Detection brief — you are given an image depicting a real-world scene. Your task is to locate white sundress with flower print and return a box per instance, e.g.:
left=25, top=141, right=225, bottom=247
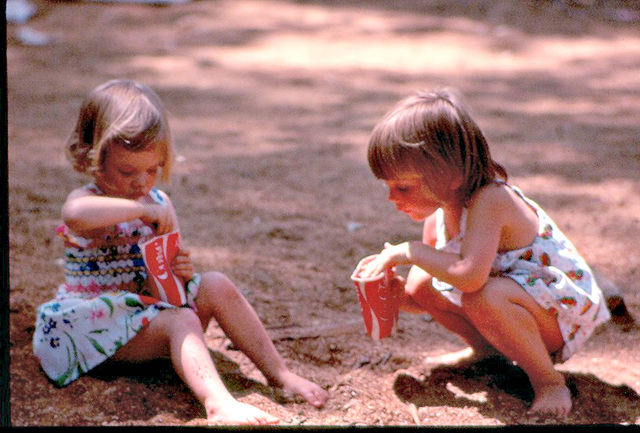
left=33, top=184, right=200, bottom=387
left=431, top=182, right=610, bottom=362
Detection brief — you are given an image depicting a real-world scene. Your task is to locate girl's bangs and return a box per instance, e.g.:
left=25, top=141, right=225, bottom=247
left=368, top=125, right=433, bottom=181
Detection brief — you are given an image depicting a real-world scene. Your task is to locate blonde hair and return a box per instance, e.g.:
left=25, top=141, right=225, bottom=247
left=66, top=79, right=174, bottom=183
left=368, top=88, right=507, bottom=205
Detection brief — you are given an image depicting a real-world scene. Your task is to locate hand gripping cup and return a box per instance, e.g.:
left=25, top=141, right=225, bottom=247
left=351, top=255, right=401, bottom=340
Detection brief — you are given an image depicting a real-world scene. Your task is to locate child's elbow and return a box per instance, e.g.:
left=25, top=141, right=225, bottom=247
left=456, top=277, right=488, bottom=293
left=451, top=263, right=489, bottom=293
left=61, top=202, right=88, bottom=231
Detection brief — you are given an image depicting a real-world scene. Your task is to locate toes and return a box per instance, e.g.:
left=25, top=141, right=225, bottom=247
left=270, top=386, right=300, bottom=404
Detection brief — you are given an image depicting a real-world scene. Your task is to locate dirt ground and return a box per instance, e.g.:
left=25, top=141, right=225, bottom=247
left=6, top=0, right=640, bottom=427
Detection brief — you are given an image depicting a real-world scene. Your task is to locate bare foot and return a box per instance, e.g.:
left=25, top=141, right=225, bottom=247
left=270, top=371, right=329, bottom=408
left=424, top=346, right=504, bottom=368
left=206, top=399, right=280, bottom=425
left=528, top=382, right=572, bottom=418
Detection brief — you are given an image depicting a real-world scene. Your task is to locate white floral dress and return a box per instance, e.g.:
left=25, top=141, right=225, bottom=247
left=432, top=183, right=610, bottom=362
left=33, top=184, right=200, bottom=387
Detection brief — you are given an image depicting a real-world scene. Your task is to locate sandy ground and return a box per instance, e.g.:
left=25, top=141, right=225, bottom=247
left=6, top=0, right=640, bottom=426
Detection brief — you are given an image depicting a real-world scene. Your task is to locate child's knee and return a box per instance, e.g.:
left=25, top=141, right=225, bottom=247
left=460, top=280, right=508, bottom=317
left=461, top=287, right=487, bottom=311
left=165, top=307, right=203, bottom=332
left=405, top=273, right=448, bottom=309
left=135, top=308, right=203, bottom=346
left=405, top=271, right=430, bottom=298
left=198, top=271, right=243, bottom=304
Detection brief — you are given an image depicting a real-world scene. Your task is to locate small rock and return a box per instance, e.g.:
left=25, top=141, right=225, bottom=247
left=6, top=0, right=37, bottom=25
left=16, top=27, right=52, bottom=46
left=346, top=221, right=363, bottom=233
left=353, top=356, right=370, bottom=369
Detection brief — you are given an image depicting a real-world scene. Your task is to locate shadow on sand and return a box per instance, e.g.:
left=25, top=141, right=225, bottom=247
left=393, top=356, right=639, bottom=425
left=89, top=349, right=276, bottom=400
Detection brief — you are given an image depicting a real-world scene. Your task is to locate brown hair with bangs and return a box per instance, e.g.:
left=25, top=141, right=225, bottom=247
left=368, top=88, right=507, bottom=205
left=66, top=79, right=174, bottom=183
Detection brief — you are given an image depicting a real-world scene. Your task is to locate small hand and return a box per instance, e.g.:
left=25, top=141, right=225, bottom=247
left=140, top=201, right=175, bottom=235
left=171, top=247, right=195, bottom=282
left=362, top=242, right=411, bottom=277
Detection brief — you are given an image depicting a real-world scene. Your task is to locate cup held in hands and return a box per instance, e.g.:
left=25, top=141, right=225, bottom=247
left=350, top=255, right=400, bottom=340
left=141, top=231, right=187, bottom=306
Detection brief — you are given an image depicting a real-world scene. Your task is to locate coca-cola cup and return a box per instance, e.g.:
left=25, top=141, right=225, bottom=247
left=350, top=255, right=400, bottom=340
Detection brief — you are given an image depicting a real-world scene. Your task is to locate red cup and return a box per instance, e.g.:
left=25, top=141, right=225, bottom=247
left=351, top=255, right=400, bottom=340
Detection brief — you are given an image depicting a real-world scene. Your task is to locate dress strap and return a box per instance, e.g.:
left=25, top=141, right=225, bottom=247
left=434, top=207, right=468, bottom=245
left=84, top=183, right=104, bottom=195
left=148, top=188, right=166, bottom=206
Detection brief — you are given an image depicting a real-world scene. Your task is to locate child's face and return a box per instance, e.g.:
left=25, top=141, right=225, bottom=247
left=384, top=174, right=445, bottom=221
left=95, top=144, right=163, bottom=200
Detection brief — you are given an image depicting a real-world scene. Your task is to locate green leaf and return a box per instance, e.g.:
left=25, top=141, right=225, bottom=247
left=99, top=297, right=114, bottom=316
left=124, top=297, right=144, bottom=309
left=87, top=336, right=107, bottom=356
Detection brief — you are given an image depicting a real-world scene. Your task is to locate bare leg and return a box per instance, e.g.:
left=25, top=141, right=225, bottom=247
left=113, top=308, right=279, bottom=425
left=403, top=266, right=499, bottom=365
left=461, top=277, right=571, bottom=417
left=195, top=272, right=329, bottom=408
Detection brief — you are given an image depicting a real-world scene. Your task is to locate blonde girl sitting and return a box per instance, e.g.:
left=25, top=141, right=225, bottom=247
left=33, top=79, right=328, bottom=425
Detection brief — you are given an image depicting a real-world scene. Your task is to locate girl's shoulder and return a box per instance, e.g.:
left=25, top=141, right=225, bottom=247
left=467, top=181, right=540, bottom=250
left=466, top=181, right=536, bottom=227
left=467, top=181, right=516, bottom=212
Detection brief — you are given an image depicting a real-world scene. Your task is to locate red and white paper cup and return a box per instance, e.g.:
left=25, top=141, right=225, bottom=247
left=140, top=231, right=187, bottom=307
left=351, top=255, right=400, bottom=340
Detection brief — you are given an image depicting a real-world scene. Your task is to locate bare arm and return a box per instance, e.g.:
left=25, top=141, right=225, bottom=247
left=366, top=185, right=511, bottom=293
left=62, top=188, right=178, bottom=236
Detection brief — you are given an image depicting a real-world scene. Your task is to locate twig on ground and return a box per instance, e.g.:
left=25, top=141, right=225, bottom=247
left=266, top=319, right=364, bottom=341
left=408, top=403, right=421, bottom=426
